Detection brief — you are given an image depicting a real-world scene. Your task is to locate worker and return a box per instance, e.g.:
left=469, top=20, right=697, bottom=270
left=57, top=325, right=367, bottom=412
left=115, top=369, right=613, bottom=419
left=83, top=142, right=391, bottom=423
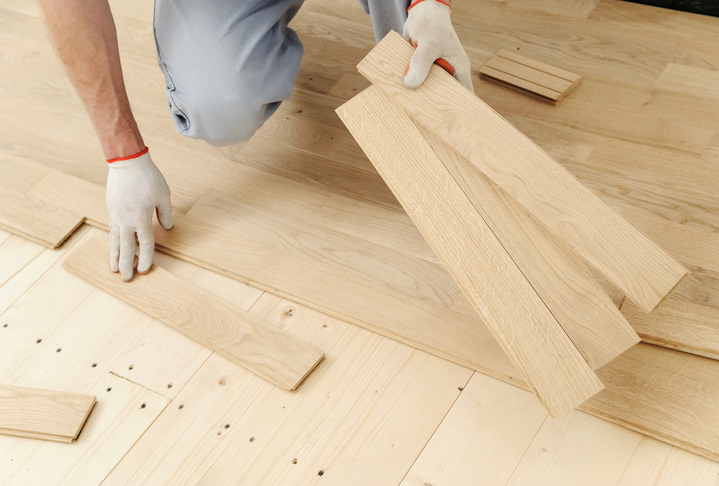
left=39, top=0, right=472, bottom=281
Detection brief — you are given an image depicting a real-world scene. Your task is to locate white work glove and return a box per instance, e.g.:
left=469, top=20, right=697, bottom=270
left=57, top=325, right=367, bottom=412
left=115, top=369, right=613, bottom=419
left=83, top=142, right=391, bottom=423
left=403, top=0, right=473, bottom=91
left=106, top=149, right=173, bottom=281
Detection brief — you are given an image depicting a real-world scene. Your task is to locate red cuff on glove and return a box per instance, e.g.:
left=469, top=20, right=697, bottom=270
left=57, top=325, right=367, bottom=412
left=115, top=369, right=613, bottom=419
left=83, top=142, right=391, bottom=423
left=407, top=0, right=451, bottom=13
left=106, top=146, right=149, bottom=164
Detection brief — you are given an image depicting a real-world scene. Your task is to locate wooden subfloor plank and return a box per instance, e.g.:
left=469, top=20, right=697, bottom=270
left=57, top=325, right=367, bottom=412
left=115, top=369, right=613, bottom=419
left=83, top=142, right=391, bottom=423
left=337, top=85, right=603, bottom=417
left=63, top=234, right=323, bottom=391
left=506, top=409, right=642, bottom=486
left=618, top=436, right=719, bottom=486
left=0, top=235, right=44, bottom=287
left=0, top=385, right=96, bottom=442
left=357, top=31, right=687, bottom=312
left=0, top=187, right=84, bottom=249
left=417, top=124, right=638, bottom=370
left=401, top=372, right=547, bottom=486
left=104, top=293, right=472, bottom=485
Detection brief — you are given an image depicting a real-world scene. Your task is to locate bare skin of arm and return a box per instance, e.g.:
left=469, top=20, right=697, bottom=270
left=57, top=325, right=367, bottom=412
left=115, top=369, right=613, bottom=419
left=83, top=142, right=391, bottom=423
left=38, top=0, right=144, bottom=160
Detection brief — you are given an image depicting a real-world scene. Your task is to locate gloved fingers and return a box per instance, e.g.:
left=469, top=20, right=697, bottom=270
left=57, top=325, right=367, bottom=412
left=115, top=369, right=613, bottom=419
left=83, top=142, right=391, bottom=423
left=136, top=223, right=155, bottom=275
left=118, top=226, right=137, bottom=281
left=444, top=52, right=474, bottom=91
left=156, top=193, right=174, bottom=230
left=404, top=43, right=438, bottom=89
left=109, top=224, right=120, bottom=273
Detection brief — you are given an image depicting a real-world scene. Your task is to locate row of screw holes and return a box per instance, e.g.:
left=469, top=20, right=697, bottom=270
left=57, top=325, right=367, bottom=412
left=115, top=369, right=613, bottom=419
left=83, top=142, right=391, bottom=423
left=3, top=323, right=326, bottom=475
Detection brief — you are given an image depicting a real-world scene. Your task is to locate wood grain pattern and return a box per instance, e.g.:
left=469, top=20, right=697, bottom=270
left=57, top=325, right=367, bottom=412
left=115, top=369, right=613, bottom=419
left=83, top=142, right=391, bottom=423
left=623, top=296, right=719, bottom=360
left=418, top=124, right=639, bottom=369
left=358, top=31, right=688, bottom=312
left=62, top=234, right=324, bottom=391
left=0, top=385, right=95, bottom=442
left=0, top=187, right=84, bottom=249
left=337, top=86, right=603, bottom=417
left=103, top=293, right=472, bottom=485
left=586, top=344, right=719, bottom=462
left=480, top=49, right=582, bottom=103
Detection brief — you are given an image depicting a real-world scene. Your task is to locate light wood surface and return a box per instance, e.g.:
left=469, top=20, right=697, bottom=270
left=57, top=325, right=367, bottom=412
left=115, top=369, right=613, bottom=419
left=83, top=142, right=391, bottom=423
left=418, top=124, right=639, bottom=370
left=338, top=86, right=603, bottom=416
left=2, top=0, right=719, bottom=480
left=63, top=234, right=324, bottom=391
left=480, top=49, right=582, bottom=103
left=0, top=187, right=84, bottom=249
left=102, top=293, right=472, bottom=485
left=623, top=296, right=719, bottom=360
left=0, top=384, right=96, bottom=442
left=358, top=31, right=688, bottom=313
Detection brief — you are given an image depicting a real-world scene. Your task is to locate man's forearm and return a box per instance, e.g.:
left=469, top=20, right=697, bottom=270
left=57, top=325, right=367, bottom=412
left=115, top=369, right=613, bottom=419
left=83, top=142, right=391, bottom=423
left=39, top=0, right=144, bottom=159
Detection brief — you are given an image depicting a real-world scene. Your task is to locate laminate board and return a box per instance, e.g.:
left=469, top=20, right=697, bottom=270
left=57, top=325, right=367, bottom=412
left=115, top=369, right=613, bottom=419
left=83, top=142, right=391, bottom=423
left=337, top=85, right=603, bottom=417
left=618, top=209, right=719, bottom=274
left=0, top=187, right=84, bottom=249
left=480, top=49, right=581, bottom=103
left=187, top=191, right=458, bottom=307
left=103, top=293, right=472, bottom=485
left=358, top=31, right=687, bottom=313
left=63, top=234, right=324, bottom=391
left=418, top=124, right=638, bottom=370
left=623, top=296, right=719, bottom=360
left=0, top=385, right=95, bottom=442
left=585, top=344, right=719, bottom=462
left=655, top=63, right=719, bottom=101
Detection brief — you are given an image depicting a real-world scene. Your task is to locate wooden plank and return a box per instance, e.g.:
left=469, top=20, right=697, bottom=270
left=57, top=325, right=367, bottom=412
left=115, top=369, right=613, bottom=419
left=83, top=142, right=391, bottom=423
left=417, top=123, right=639, bottom=369
left=623, top=296, right=719, bottom=360
left=655, top=63, right=719, bottom=101
left=0, top=385, right=95, bottom=442
left=337, top=86, right=603, bottom=417
left=585, top=344, right=719, bottom=462
left=62, top=234, right=324, bottom=391
left=358, top=31, right=688, bottom=312
left=618, top=436, right=719, bottom=486
left=28, top=171, right=108, bottom=229
left=506, top=410, right=642, bottom=486
left=1, top=374, right=168, bottom=485
left=480, top=49, right=581, bottom=103
left=401, top=372, right=547, bottom=486
left=0, top=188, right=84, bottom=249
left=105, top=293, right=473, bottom=485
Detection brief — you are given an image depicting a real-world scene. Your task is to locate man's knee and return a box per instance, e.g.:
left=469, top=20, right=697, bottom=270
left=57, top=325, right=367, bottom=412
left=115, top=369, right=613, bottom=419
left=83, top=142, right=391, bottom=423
left=179, top=94, right=282, bottom=146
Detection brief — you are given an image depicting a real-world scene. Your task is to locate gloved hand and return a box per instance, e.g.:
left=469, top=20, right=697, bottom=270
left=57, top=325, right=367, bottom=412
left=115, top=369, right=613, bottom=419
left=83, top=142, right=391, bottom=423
left=105, top=148, right=173, bottom=281
left=403, top=0, right=473, bottom=91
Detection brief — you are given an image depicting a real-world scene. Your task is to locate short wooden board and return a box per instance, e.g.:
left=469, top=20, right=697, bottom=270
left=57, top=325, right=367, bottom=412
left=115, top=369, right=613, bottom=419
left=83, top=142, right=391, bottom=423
left=62, top=234, right=324, bottom=391
left=480, top=49, right=582, bottom=103
left=0, top=384, right=96, bottom=442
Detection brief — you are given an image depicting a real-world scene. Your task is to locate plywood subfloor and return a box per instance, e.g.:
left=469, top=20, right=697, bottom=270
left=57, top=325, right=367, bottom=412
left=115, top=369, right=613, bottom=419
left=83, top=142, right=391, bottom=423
left=1, top=0, right=719, bottom=483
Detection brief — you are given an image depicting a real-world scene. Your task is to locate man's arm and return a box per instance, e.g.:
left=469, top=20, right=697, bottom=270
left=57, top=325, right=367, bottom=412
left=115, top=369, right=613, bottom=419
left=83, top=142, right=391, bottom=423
left=38, top=0, right=143, bottom=159
left=39, top=0, right=172, bottom=281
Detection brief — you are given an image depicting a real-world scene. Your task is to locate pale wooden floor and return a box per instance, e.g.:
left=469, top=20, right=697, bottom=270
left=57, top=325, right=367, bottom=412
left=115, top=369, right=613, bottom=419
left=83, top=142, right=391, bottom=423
left=2, top=0, right=719, bottom=484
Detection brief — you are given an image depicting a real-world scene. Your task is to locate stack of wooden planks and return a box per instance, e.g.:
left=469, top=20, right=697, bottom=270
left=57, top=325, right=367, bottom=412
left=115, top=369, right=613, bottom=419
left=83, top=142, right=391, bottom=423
left=337, top=32, right=685, bottom=416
